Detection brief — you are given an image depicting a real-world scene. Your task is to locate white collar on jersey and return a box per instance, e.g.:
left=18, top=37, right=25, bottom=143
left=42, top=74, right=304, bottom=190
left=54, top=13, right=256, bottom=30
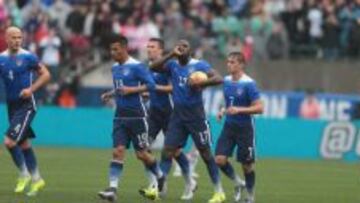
left=225, top=74, right=253, bottom=83
left=114, top=57, right=141, bottom=66
left=175, top=58, right=200, bottom=66
left=123, top=57, right=140, bottom=65
left=1, top=48, right=29, bottom=56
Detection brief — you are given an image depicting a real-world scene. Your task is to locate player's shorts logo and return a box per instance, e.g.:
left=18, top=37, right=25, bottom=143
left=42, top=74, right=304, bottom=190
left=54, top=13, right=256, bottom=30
left=14, top=124, right=21, bottom=134
left=320, top=122, right=356, bottom=159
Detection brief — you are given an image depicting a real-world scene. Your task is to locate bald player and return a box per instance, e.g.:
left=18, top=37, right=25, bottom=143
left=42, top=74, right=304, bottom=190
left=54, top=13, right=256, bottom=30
left=0, top=26, right=51, bottom=196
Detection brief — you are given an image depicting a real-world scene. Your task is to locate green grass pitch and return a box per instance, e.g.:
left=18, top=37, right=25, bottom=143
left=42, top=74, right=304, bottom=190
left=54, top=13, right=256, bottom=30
left=0, top=147, right=359, bottom=203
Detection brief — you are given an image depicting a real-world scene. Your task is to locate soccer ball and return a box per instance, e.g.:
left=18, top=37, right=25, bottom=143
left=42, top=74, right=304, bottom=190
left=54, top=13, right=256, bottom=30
left=189, top=71, right=208, bottom=84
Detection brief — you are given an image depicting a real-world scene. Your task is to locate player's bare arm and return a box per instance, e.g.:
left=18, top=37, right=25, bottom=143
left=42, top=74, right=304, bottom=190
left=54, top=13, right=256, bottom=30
left=155, top=84, right=172, bottom=93
left=118, top=85, right=148, bottom=96
left=101, top=90, right=115, bottom=103
left=20, top=64, right=51, bottom=99
left=149, top=46, right=182, bottom=72
left=226, top=100, right=264, bottom=115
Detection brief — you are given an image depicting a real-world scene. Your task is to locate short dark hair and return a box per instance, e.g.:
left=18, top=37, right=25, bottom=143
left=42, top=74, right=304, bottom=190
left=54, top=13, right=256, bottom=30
left=149, top=38, right=164, bottom=49
left=228, top=52, right=245, bottom=64
left=109, top=34, right=128, bottom=47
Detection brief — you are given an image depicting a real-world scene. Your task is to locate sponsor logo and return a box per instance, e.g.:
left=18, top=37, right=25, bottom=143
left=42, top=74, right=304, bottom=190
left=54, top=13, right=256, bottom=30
left=320, top=122, right=359, bottom=159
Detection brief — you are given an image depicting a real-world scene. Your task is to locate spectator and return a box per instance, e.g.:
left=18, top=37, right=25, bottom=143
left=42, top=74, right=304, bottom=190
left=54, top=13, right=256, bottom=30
left=300, top=90, right=321, bottom=119
left=322, top=13, right=340, bottom=61
left=349, top=0, right=360, bottom=58
left=336, top=0, right=352, bottom=56
left=65, top=2, right=86, bottom=34
left=7, top=0, right=22, bottom=27
left=249, top=0, right=273, bottom=61
left=39, top=28, right=62, bottom=80
left=307, top=1, right=323, bottom=58
left=57, top=87, right=77, bottom=108
left=267, top=20, right=288, bottom=60
left=48, top=0, right=72, bottom=35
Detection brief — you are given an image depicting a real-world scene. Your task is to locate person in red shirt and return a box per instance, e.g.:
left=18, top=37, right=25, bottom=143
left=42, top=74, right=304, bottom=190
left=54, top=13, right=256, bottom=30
left=300, top=90, right=321, bottom=119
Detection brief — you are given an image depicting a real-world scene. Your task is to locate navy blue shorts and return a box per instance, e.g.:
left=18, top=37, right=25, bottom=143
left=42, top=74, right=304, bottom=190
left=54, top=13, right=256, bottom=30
left=215, top=122, right=255, bottom=164
left=6, top=100, right=36, bottom=144
left=112, top=118, right=149, bottom=151
left=147, top=106, right=172, bottom=143
left=164, top=115, right=212, bottom=150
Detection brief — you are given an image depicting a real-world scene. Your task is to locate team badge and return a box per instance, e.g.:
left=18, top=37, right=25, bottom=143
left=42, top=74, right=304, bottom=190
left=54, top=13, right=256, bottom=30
left=236, top=88, right=243, bottom=96
left=16, top=59, right=22, bottom=66
left=188, top=66, right=195, bottom=74
left=122, top=69, right=130, bottom=76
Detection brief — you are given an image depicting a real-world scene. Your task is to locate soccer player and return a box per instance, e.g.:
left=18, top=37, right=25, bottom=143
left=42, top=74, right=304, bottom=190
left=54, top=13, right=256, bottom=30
left=98, top=35, right=163, bottom=202
left=149, top=39, right=226, bottom=203
left=0, top=26, right=51, bottom=196
left=215, top=52, right=263, bottom=203
left=141, top=38, right=194, bottom=199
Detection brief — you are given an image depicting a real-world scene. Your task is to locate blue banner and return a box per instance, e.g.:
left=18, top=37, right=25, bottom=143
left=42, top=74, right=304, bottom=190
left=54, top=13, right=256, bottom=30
left=1, top=105, right=358, bottom=161
left=1, top=85, right=359, bottom=120
left=203, top=89, right=360, bottom=121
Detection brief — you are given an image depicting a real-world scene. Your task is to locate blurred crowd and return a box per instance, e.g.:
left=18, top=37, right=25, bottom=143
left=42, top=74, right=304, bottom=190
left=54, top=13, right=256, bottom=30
left=0, top=0, right=360, bottom=107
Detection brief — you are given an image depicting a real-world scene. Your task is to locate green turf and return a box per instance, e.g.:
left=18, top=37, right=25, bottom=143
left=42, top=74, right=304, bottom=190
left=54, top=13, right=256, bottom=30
left=0, top=147, right=359, bottom=203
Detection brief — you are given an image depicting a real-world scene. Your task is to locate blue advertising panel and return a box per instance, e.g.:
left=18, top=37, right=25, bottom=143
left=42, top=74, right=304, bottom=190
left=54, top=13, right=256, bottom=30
left=1, top=105, right=358, bottom=161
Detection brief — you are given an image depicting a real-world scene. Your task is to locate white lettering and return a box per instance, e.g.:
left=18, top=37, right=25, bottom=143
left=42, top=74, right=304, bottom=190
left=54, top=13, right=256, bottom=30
left=356, top=130, right=360, bottom=157
left=337, top=101, right=351, bottom=121
left=320, top=122, right=356, bottom=159
left=320, top=100, right=336, bottom=120
left=260, top=95, right=287, bottom=119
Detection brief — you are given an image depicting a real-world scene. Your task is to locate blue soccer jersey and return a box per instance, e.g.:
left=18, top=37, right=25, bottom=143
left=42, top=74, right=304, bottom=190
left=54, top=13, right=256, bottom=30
left=164, top=58, right=211, bottom=120
left=112, top=57, right=155, bottom=118
left=149, top=71, right=172, bottom=109
left=223, top=74, right=260, bottom=125
left=0, top=49, right=40, bottom=103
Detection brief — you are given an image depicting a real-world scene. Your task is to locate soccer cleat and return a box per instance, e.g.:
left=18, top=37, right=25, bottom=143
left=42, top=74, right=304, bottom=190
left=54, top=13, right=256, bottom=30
left=98, top=187, right=117, bottom=202
left=234, top=182, right=246, bottom=202
left=244, top=192, right=255, bottom=203
left=14, top=176, right=31, bottom=194
left=180, top=178, right=197, bottom=200
left=139, top=187, right=159, bottom=200
left=26, top=179, right=46, bottom=196
left=208, top=192, right=226, bottom=203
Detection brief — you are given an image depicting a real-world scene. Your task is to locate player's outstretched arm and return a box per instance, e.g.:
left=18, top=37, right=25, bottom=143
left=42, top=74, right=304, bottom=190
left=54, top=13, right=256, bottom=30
left=118, top=85, right=148, bottom=95
left=155, top=84, right=172, bottom=93
left=20, top=63, right=51, bottom=99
